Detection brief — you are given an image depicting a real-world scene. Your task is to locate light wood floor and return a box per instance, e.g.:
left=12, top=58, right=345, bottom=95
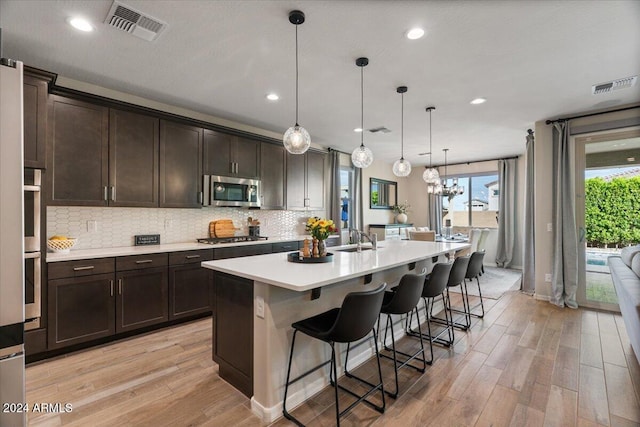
left=26, top=291, right=640, bottom=426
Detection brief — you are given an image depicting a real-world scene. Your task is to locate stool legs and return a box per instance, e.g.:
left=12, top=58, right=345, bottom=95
left=465, top=276, right=485, bottom=318
left=406, top=294, right=454, bottom=363
left=283, top=330, right=303, bottom=426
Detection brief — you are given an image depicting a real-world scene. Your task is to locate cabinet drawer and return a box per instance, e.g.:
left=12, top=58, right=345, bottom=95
left=386, top=228, right=401, bottom=236
left=116, top=253, right=168, bottom=271
left=271, top=241, right=301, bottom=253
left=169, top=249, right=214, bottom=266
left=48, top=258, right=115, bottom=280
left=214, top=244, right=272, bottom=260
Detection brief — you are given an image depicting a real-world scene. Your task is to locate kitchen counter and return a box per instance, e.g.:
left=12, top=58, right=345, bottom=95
left=45, top=236, right=307, bottom=262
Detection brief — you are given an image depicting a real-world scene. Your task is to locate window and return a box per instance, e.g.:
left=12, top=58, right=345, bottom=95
left=441, top=173, right=499, bottom=228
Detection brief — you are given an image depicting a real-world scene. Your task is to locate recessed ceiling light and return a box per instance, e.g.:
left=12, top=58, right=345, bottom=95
left=266, top=93, right=279, bottom=101
left=68, top=17, right=94, bottom=32
left=470, top=98, right=487, bottom=105
left=406, top=28, right=425, bottom=40
left=354, top=128, right=363, bottom=133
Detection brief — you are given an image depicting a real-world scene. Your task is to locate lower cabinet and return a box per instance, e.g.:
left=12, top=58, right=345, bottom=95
left=169, top=249, right=214, bottom=320
left=116, top=266, right=168, bottom=333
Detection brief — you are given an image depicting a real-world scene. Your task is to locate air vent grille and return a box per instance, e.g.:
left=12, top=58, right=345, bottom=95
left=592, top=76, right=637, bottom=94
left=104, top=1, right=166, bottom=41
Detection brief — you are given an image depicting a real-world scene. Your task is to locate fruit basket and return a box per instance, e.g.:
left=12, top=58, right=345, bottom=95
left=47, top=237, right=77, bottom=253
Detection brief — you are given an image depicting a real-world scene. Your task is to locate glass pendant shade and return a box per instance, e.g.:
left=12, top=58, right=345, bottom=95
left=283, top=124, right=311, bottom=154
left=393, top=158, right=412, bottom=177
left=352, top=144, right=373, bottom=168
left=423, top=167, right=440, bottom=184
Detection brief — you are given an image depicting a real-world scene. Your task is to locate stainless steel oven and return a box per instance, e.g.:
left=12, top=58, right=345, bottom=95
left=203, top=175, right=261, bottom=208
left=24, top=169, right=42, bottom=330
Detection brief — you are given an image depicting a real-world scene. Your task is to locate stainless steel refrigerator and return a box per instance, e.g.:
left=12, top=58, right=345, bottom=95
left=0, top=58, right=27, bottom=427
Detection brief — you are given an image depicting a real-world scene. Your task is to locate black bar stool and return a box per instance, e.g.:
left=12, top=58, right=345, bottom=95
left=376, top=270, right=427, bottom=398
left=406, top=262, right=454, bottom=363
left=282, top=284, right=387, bottom=427
left=430, top=255, right=471, bottom=331
left=465, top=251, right=486, bottom=318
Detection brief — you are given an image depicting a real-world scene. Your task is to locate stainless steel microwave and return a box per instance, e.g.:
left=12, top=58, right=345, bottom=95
left=203, top=175, right=261, bottom=208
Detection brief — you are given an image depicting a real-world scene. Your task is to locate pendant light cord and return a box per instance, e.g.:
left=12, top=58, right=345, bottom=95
left=400, top=92, right=404, bottom=160
left=295, top=24, right=299, bottom=126
left=429, top=108, right=432, bottom=168
left=360, top=65, right=364, bottom=147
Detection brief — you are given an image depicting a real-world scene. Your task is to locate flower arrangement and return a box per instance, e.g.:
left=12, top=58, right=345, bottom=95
left=393, top=201, right=411, bottom=214
left=306, top=217, right=337, bottom=241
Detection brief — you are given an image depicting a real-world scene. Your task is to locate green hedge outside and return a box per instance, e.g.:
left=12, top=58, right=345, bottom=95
left=585, top=176, right=640, bottom=247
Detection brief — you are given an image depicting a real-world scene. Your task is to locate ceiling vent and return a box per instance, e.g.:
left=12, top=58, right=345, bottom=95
left=592, top=76, right=637, bottom=95
left=104, top=1, right=166, bottom=41
left=368, top=126, right=391, bottom=134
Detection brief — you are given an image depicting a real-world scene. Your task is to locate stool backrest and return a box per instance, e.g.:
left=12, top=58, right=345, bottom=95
left=448, top=256, right=470, bottom=287
left=409, top=230, right=436, bottom=241
left=328, top=283, right=387, bottom=343
left=382, top=271, right=426, bottom=315
left=466, top=251, right=485, bottom=279
left=422, top=262, right=453, bottom=298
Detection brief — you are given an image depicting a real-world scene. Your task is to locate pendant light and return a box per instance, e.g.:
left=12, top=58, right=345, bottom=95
left=283, top=10, right=311, bottom=155
left=423, top=107, right=440, bottom=190
left=392, top=86, right=412, bottom=177
left=351, top=57, right=374, bottom=168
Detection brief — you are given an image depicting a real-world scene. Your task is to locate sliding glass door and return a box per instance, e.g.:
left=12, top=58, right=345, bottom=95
left=575, top=128, right=640, bottom=310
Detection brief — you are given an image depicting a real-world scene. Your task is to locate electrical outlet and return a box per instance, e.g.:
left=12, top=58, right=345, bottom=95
left=547, top=223, right=553, bottom=232
left=256, top=296, right=265, bottom=319
left=87, top=220, right=98, bottom=233
left=164, top=219, right=173, bottom=230
left=545, top=273, right=552, bottom=282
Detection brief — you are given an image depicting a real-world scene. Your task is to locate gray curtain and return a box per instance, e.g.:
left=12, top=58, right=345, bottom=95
left=428, top=194, right=442, bottom=235
left=328, top=150, right=343, bottom=245
left=352, top=167, right=364, bottom=236
left=522, top=130, right=535, bottom=294
left=496, top=158, right=517, bottom=267
left=551, top=122, right=578, bottom=308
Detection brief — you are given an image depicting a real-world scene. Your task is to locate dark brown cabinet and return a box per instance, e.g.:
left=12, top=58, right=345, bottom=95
left=168, top=249, right=214, bottom=320
left=213, top=244, right=272, bottom=260
left=47, top=95, right=109, bottom=206
left=109, top=109, right=159, bottom=207
left=286, top=150, right=326, bottom=210
left=116, top=266, right=168, bottom=333
left=260, top=142, right=286, bottom=209
left=271, top=241, right=302, bottom=253
left=160, top=120, right=203, bottom=208
left=203, top=129, right=260, bottom=179
left=23, top=71, right=52, bottom=169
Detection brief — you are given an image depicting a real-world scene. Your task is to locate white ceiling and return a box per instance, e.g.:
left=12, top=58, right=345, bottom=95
left=1, top=0, right=639, bottom=167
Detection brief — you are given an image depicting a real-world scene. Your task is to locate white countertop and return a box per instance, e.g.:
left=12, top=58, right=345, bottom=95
left=45, top=236, right=306, bottom=263
left=201, top=240, right=470, bottom=292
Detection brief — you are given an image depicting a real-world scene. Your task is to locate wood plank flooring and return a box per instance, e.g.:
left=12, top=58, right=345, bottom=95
left=26, top=291, right=640, bottom=426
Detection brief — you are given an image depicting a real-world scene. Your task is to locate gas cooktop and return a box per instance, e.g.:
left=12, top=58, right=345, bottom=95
left=197, top=236, right=268, bottom=245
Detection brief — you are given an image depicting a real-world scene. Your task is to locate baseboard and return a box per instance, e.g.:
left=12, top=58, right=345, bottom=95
left=534, top=293, right=550, bottom=301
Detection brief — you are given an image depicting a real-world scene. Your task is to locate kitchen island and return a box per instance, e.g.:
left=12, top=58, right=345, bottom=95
left=201, top=239, right=469, bottom=422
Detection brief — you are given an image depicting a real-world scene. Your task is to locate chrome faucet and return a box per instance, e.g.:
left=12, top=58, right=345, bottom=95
left=351, top=229, right=377, bottom=251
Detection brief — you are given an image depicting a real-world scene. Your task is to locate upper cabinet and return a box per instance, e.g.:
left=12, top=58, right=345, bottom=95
left=23, top=69, right=54, bottom=169
left=160, top=120, right=203, bottom=208
left=286, top=150, right=326, bottom=210
left=203, top=129, right=259, bottom=179
left=260, top=142, right=286, bottom=210
left=47, top=95, right=109, bottom=206
left=109, top=109, right=159, bottom=207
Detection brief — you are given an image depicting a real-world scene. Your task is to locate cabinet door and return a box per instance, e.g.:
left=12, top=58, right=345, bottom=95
left=306, top=150, right=326, bottom=210
left=234, top=137, right=260, bottom=178
left=169, top=264, right=212, bottom=320
left=116, top=267, right=168, bottom=333
left=109, top=109, right=159, bottom=207
left=47, top=96, right=109, bottom=206
left=48, top=273, right=115, bottom=349
left=286, top=152, right=306, bottom=210
left=23, top=75, right=48, bottom=168
left=159, top=120, right=203, bottom=208
left=203, top=129, right=233, bottom=176
left=260, top=142, right=286, bottom=209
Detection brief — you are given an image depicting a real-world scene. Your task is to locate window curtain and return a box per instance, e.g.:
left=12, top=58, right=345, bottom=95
left=496, top=158, right=517, bottom=267
left=328, top=150, right=343, bottom=245
left=428, top=194, right=442, bottom=235
left=522, top=130, right=536, bottom=294
left=352, top=167, right=364, bottom=236
left=551, top=122, right=578, bottom=308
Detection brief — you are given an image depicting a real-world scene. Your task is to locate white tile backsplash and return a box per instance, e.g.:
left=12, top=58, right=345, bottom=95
left=47, top=206, right=325, bottom=250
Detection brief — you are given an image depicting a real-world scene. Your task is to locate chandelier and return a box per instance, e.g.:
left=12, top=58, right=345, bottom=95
left=439, top=148, right=465, bottom=197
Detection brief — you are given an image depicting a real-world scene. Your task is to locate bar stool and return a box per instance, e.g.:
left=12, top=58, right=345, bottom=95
left=406, top=262, right=454, bottom=363
left=376, top=270, right=427, bottom=398
left=430, top=255, right=471, bottom=331
left=282, top=284, right=387, bottom=426
left=465, top=251, right=486, bottom=318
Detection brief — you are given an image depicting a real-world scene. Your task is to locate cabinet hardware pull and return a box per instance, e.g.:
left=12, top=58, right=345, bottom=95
left=73, top=266, right=95, bottom=271
left=135, top=259, right=154, bottom=264
left=185, top=255, right=200, bottom=259
left=103, top=186, right=108, bottom=201
left=110, top=280, right=114, bottom=297
left=118, top=278, right=122, bottom=295
left=198, top=191, right=203, bottom=204
left=110, top=186, right=116, bottom=202
left=304, top=198, right=310, bottom=207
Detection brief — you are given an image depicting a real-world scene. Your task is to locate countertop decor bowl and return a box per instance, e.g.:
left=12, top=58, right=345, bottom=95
left=47, top=238, right=77, bottom=253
